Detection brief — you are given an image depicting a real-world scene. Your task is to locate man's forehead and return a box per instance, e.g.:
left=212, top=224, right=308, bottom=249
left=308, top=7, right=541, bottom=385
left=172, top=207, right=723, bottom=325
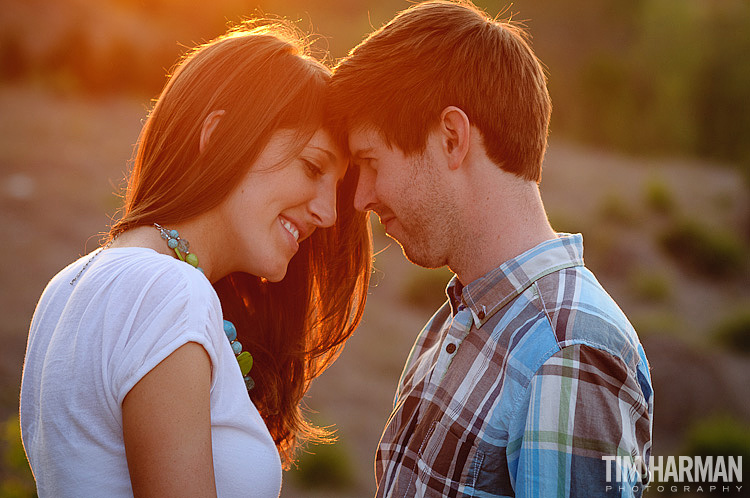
left=348, top=125, right=387, bottom=156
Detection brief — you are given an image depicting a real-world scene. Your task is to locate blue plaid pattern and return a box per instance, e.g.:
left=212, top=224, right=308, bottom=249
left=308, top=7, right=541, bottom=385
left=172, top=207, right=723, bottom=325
left=375, top=234, right=653, bottom=497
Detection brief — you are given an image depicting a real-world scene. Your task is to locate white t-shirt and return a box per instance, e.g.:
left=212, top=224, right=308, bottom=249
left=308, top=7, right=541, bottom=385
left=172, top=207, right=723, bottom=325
left=20, top=247, right=282, bottom=497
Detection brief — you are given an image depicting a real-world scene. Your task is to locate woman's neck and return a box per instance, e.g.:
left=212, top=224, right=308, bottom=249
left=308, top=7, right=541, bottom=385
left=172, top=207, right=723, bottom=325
left=110, top=221, right=221, bottom=283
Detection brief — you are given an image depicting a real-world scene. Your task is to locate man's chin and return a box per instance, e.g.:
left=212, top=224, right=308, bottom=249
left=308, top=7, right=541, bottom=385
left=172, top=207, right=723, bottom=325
left=396, top=238, right=444, bottom=270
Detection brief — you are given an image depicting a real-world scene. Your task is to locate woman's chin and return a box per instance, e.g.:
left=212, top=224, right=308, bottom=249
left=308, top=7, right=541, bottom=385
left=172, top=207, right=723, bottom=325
left=261, top=263, right=289, bottom=283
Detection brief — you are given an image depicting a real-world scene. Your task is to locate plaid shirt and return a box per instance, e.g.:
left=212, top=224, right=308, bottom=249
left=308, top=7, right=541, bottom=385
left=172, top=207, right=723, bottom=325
left=375, top=234, right=653, bottom=497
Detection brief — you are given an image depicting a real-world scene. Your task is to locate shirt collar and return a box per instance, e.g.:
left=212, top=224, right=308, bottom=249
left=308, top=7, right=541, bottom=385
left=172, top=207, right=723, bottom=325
left=446, top=276, right=465, bottom=316
left=446, top=233, right=585, bottom=328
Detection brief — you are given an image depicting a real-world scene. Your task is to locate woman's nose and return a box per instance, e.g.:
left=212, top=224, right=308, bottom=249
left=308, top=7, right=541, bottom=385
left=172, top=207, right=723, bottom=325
left=308, top=182, right=337, bottom=228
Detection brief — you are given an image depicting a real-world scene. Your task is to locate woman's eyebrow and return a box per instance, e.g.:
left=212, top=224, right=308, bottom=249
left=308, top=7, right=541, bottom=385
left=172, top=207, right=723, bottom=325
left=352, top=147, right=373, bottom=158
left=308, top=146, right=335, bottom=163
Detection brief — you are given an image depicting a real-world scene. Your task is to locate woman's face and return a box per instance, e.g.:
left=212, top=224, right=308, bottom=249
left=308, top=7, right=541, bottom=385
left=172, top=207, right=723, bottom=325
left=217, top=128, right=347, bottom=282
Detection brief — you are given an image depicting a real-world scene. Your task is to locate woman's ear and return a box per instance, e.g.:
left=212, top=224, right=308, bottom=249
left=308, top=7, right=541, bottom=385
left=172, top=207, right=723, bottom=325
left=439, top=106, right=470, bottom=170
left=199, top=110, right=226, bottom=153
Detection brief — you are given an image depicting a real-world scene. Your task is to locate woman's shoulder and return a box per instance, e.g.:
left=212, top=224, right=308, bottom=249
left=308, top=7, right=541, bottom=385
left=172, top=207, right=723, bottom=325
left=87, top=247, right=220, bottom=311
left=102, top=245, right=203, bottom=277
left=92, top=248, right=225, bottom=353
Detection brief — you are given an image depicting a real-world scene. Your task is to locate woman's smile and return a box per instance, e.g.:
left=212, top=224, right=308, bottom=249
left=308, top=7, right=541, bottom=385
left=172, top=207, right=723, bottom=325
left=215, top=128, right=346, bottom=282
left=279, top=216, right=300, bottom=242
left=278, top=215, right=301, bottom=253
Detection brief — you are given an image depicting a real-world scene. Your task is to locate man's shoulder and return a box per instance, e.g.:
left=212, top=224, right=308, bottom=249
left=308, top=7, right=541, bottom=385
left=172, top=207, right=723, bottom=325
left=532, top=264, right=644, bottom=370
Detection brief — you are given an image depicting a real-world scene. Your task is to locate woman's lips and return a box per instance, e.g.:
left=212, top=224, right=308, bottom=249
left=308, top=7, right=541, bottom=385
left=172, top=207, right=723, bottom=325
left=279, top=216, right=300, bottom=252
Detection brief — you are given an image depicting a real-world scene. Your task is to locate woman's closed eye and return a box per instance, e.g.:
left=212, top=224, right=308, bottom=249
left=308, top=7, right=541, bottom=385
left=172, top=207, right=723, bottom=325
left=302, top=159, right=324, bottom=179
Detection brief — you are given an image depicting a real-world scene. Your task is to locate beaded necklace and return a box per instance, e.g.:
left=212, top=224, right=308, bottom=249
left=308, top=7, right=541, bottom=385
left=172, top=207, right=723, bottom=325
left=154, top=223, right=255, bottom=391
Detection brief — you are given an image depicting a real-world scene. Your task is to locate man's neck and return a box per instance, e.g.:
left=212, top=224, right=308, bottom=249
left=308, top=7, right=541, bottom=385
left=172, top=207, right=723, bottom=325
left=448, top=172, right=557, bottom=285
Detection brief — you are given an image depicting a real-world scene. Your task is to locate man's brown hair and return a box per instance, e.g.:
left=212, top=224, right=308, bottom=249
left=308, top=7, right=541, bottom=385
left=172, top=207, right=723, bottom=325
left=329, top=0, right=551, bottom=182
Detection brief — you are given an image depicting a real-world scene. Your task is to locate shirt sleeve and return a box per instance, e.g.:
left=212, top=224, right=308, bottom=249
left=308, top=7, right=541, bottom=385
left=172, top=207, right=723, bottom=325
left=507, top=343, right=652, bottom=498
left=105, top=262, right=223, bottom=409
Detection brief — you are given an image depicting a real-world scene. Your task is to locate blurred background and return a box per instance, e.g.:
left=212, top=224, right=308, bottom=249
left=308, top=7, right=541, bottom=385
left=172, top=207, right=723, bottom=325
left=0, top=0, right=748, bottom=496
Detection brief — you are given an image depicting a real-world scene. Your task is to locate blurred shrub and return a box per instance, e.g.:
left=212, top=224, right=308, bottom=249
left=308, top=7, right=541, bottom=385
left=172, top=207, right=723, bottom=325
left=643, top=176, right=675, bottom=215
left=39, top=24, right=170, bottom=96
left=682, top=415, right=750, bottom=462
left=0, top=32, right=28, bottom=81
left=599, top=193, right=637, bottom=226
left=2, top=0, right=750, bottom=172
left=526, top=0, right=750, bottom=170
left=583, top=228, right=640, bottom=278
left=693, top=4, right=750, bottom=173
left=631, top=310, right=682, bottom=337
left=287, top=441, right=355, bottom=490
left=43, top=25, right=95, bottom=93
left=547, top=211, right=581, bottom=235
left=576, top=53, right=640, bottom=151
left=628, top=268, right=672, bottom=302
left=711, top=191, right=735, bottom=213
left=401, top=267, right=453, bottom=311
left=98, top=37, right=146, bottom=94
left=0, top=415, right=35, bottom=498
left=712, top=307, right=750, bottom=355
left=659, top=220, right=747, bottom=278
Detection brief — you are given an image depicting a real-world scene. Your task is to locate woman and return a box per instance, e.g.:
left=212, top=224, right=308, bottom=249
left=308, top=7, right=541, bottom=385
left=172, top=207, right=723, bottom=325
left=19, top=21, right=371, bottom=497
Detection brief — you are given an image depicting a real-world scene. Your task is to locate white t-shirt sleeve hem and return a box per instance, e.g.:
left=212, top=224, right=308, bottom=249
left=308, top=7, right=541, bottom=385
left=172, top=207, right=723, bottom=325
left=116, top=332, right=219, bottom=407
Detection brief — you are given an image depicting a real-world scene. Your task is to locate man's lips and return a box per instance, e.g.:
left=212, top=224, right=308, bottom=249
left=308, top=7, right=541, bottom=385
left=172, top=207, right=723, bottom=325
left=376, top=213, right=397, bottom=232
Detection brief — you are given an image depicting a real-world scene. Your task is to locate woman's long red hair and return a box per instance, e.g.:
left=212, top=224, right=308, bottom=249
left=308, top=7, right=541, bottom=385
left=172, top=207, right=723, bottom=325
left=108, top=22, right=372, bottom=467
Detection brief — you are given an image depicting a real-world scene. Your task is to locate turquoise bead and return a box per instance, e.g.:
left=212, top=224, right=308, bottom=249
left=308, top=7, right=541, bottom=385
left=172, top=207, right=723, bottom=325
left=231, top=340, right=243, bottom=355
left=167, top=238, right=178, bottom=249
left=244, top=375, right=255, bottom=391
left=169, top=229, right=179, bottom=238
left=223, top=320, right=237, bottom=342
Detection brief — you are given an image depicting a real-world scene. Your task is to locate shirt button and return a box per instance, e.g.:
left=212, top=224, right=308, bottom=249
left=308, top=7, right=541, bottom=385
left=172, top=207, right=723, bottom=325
left=477, top=309, right=486, bottom=320
left=445, top=343, right=457, bottom=354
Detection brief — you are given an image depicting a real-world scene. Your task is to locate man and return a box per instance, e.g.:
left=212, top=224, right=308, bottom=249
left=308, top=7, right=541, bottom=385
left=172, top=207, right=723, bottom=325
left=329, top=1, right=653, bottom=497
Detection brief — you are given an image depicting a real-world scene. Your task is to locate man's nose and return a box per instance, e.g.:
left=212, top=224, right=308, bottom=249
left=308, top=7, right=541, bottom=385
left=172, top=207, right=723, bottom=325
left=353, top=166, right=377, bottom=212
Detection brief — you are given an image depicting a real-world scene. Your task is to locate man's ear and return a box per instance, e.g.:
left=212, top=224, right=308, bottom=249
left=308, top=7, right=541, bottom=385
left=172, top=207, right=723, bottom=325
left=199, top=110, right=226, bottom=153
left=438, top=106, right=470, bottom=170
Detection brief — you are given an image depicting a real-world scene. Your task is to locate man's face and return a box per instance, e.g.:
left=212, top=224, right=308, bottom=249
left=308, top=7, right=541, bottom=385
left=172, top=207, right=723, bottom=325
left=349, top=126, right=455, bottom=269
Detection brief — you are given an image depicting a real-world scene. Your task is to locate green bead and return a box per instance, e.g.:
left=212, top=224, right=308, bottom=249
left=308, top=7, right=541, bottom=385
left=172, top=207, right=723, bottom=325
left=237, top=351, right=253, bottom=376
left=186, top=252, right=199, bottom=268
